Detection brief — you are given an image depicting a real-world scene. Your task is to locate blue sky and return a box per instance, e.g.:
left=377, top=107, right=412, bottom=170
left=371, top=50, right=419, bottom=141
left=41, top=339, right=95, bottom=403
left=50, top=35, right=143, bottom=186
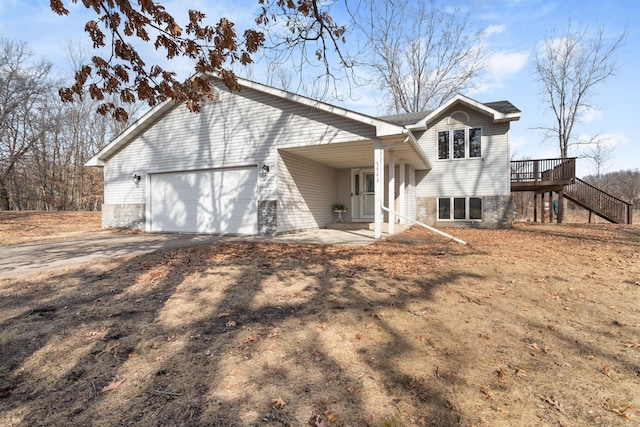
left=0, top=0, right=638, bottom=177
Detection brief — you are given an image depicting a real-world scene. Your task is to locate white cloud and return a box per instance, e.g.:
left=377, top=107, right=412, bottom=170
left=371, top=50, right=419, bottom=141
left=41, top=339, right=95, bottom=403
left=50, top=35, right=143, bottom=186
left=489, top=51, right=529, bottom=77
left=576, top=133, right=628, bottom=148
left=485, top=24, right=506, bottom=37
left=578, top=106, right=604, bottom=123
left=471, top=50, right=529, bottom=95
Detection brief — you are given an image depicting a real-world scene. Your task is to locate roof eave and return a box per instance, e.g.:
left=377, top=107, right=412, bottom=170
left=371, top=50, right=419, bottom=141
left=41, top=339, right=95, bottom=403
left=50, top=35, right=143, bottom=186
left=493, top=112, right=521, bottom=123
left=413, top=94, right=521, bottom=128
left=405, top=129, right=432, bottom=170
left=84, top=99, right=175, bottom=167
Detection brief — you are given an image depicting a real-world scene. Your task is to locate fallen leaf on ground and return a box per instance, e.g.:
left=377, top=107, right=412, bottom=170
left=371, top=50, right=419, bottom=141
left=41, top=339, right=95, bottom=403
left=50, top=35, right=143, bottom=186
left=602, top=400, right=635, bottom=419
left=537, top=394, right=567, bottom=415
left=272, top=397, right=286, bottom=408
left=479, top=386, right=492, bottom=398
left=101, top=378, right=125, bottom=393
left=324, top=411, right=339, bottom=424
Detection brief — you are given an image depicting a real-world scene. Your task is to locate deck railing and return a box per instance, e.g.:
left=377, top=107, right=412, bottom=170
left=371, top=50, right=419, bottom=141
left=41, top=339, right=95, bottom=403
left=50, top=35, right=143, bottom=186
left=511, top=158, right=576, bottom=185
left=565, top=178, right=633, bottom=224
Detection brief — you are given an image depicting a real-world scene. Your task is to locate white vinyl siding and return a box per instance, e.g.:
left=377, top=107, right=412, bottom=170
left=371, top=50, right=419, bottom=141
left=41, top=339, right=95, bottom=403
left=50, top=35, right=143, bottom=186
left=335, top=169, right=352, bottom=222
left=103, top=81, right=375, bottom=206
left=416, top=105, right=511, bottom=197
left=278, top=151, right=337, bottom=232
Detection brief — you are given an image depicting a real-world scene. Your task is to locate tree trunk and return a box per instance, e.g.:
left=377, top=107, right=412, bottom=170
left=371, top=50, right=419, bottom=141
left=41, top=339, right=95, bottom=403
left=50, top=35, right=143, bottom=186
left=0, top=179, right=11, bottom=210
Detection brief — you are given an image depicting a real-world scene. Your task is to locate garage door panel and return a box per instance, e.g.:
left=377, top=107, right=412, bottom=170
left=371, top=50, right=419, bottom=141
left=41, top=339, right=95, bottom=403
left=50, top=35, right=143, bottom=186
left=149, top=167, right=257, bottom=234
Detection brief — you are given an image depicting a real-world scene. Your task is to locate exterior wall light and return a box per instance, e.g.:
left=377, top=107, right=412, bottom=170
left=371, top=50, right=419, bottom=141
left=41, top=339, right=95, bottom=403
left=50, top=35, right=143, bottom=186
left=132, top=173, right=141, bottom=183
left=261, top=164, right=270, bottom=174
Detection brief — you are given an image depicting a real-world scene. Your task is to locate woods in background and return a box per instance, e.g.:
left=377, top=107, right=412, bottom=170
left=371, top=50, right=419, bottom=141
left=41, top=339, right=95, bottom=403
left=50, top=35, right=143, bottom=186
left=0, top=37, right=136, bottom=211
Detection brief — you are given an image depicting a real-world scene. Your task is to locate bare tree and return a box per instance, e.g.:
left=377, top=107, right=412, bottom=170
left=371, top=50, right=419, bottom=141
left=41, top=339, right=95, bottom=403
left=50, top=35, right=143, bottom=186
left=0, top=38, right=53, bottom=210
left=0, top=37, right=140, bottom=211
left=582, top=135, right=614, bottom=187
left=534, top=22, right=627, bottom=159
left=49, top=0, right=348, bottom=120
left=359, top=0, right=486, bottom=113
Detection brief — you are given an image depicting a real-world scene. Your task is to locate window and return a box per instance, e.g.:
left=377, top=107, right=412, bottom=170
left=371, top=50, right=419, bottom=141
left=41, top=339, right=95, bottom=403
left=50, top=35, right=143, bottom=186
left=453, top=198, right=466, bottom=219
left=437, top=131, right=449, bottom=160
left=469, top=197, right=482, bottom=219
left=453, top=130, right=465, bottom=159
left=438, top=198, right=451, bottom=220
left=437, top=127, right=482, bottom=160
left=438, top=197, right=483, bottom=220
left=469, top=128, right=481, bottom=158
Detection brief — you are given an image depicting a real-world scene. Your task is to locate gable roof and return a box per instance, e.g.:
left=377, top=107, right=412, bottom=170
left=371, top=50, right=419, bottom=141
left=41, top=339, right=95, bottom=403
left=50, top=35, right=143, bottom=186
left=376, top=96, right=520, bottom=129
left=86, top=74, right=409, bottom=167
left=396, top=94, right=521, bottom=130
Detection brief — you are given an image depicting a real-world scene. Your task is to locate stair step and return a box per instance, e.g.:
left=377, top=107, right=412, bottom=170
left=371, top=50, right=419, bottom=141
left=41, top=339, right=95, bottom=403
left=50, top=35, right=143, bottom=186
left=326, top=222, right=411, bottom=232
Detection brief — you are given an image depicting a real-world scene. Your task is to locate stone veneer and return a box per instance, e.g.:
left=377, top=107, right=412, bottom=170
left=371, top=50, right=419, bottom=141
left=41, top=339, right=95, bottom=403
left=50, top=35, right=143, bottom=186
left=102, top=203, right=145, bottom=230
left=258, top=200, right=277, bottom=235
left=416, top=195, right=512, bottom=228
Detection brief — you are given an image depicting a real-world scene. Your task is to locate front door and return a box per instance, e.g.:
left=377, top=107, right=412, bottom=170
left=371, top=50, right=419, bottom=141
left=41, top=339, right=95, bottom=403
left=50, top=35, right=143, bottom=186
left=361, top=170, right=375, bottom=219
left=351, top=169, right=375, bottom=220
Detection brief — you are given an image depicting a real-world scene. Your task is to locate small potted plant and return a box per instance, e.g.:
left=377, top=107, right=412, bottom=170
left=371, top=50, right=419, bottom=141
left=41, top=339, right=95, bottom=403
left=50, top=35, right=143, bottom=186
left=332, top=203, right=346, bottom=212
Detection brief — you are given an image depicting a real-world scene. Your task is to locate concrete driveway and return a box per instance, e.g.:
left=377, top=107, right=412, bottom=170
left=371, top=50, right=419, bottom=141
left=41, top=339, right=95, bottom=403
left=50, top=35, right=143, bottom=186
left=0, top=229, right=382, bottom=279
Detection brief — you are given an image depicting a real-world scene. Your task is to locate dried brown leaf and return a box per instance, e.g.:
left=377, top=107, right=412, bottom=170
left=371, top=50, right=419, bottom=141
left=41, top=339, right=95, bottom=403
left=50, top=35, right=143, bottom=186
left=272, top=397, right=285, bottom=408
left=101, top=378, right=125, bottom=393
left=324, top=411, right=339, bottom=424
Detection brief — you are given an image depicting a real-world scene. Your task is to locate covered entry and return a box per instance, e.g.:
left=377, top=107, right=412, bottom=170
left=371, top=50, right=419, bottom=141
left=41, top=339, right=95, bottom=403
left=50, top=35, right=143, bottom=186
left=279, top=135, right=430, bottom=238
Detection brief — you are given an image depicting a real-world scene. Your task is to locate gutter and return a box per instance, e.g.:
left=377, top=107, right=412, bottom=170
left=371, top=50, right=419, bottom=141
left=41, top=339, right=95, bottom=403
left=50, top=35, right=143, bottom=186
left=404, top=128, right=432, bottom=170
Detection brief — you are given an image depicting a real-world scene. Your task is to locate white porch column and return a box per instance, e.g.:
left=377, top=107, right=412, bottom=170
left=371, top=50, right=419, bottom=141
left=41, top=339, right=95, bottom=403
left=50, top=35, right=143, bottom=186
left=374, top=139, right=384, bottom=239
left=399, top=160, right=406, bottom=224
left=388, top=150, right=395, bottom=234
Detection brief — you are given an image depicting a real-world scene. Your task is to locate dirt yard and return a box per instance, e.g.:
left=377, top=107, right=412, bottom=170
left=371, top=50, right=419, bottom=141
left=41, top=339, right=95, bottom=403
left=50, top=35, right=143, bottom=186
left=0, top=211, right=102, bottom=245
left=1, top=212, right=639, bottom=426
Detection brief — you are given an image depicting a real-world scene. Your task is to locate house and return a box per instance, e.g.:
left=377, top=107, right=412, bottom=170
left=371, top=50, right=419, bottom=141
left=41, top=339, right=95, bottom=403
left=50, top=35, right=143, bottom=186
left=86, top=74, right=521, bottom=238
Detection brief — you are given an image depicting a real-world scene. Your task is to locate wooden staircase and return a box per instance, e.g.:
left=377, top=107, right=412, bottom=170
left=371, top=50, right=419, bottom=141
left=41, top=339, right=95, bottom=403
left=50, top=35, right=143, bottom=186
left=511, top=158, right=633, bottom=224
left=564, top=178, right=633, bottom=224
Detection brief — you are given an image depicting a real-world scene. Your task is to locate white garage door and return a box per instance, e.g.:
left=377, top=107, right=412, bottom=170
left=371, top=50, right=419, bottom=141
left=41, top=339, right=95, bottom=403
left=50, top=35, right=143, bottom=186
left=149, top=167, right=258, bottom=234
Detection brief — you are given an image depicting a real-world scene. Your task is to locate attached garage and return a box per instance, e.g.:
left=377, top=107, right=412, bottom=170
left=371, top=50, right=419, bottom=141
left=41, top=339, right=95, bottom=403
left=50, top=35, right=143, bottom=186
left=148, top=166, right=258, bottom=234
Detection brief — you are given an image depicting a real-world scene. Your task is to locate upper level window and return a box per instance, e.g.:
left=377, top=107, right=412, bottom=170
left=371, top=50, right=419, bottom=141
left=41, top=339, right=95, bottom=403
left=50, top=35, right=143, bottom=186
left=438, top=127, right=482, bottom=160
left=438, top=131, right=449, bottom=160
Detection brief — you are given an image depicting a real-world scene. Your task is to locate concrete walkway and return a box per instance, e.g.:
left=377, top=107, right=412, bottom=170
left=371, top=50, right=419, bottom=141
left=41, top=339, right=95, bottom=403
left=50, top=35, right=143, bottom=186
left=0, top=229, right=384, bottom=279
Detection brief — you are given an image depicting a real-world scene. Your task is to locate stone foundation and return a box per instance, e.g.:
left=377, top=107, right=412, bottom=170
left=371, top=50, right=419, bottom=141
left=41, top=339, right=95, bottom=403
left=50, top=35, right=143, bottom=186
left=102, top=203, right=145, bottom=230
left=258, top=200, right=277, bottom=235
left=416, top=195, right=512, bottom=228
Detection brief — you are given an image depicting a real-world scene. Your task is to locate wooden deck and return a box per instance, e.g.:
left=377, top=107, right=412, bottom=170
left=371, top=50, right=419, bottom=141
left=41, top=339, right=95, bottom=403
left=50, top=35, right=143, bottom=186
left=510, top=157, right=633, bottom=224
left=510, top=158, right=576, bottom=191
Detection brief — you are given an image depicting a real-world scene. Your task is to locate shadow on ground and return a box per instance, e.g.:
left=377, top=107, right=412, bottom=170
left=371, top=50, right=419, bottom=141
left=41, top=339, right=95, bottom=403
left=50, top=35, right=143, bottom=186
left=0, top=232, right=478, bottom=426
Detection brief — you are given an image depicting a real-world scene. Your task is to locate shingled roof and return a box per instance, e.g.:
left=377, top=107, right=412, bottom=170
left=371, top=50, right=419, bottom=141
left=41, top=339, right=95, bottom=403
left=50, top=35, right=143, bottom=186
left=483, top=101, right=521, bottom=115
left=378, top=111, right=432, bottom=126
left=378, top=100, right=521, bottom=126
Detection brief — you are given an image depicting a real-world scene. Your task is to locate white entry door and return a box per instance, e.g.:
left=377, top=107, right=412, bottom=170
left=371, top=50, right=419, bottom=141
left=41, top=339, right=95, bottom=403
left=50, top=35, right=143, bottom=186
left=361, top=170, right=375, bottom=219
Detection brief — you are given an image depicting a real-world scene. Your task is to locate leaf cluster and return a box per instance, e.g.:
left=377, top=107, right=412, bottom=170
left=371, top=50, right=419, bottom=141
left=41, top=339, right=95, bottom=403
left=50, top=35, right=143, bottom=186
left=49, top=1, right=344, bottom=120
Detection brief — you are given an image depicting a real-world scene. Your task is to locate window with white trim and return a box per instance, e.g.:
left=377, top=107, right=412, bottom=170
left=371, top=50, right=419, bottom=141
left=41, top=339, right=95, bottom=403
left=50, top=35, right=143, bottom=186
left=438, top=197, right=483, bottom=220
left=437, top=127, right=482, bottom=160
